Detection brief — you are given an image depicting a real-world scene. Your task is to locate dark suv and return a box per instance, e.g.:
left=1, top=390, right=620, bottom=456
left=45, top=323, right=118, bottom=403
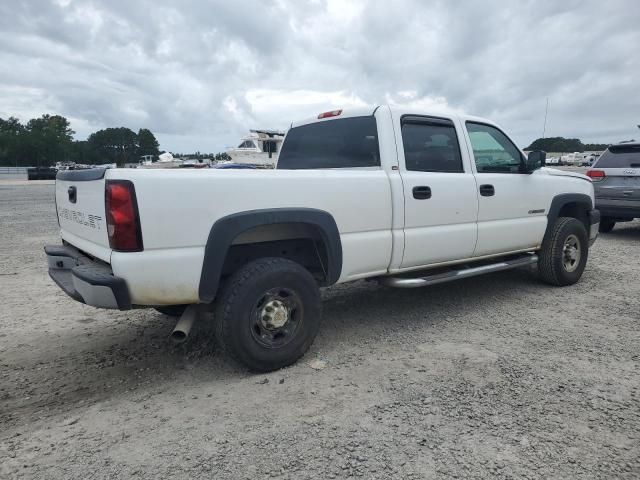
left=587, top=143, right=640, bottom=232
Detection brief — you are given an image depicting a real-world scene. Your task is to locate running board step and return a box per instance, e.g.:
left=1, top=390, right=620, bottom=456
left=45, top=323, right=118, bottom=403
left=379, top=254, right=538, bottom=288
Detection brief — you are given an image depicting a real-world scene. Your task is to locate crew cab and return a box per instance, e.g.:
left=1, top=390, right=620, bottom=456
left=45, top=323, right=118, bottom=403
left=46, top=106, right=599, bottom=371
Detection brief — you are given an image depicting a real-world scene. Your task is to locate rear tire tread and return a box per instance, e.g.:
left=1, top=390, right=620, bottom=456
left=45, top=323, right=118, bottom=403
left=215, top=257, right=321, bottom=372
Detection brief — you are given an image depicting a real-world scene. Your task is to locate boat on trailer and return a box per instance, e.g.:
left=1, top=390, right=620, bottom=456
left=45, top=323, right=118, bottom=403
left=227, top=129, right=285, bottom=167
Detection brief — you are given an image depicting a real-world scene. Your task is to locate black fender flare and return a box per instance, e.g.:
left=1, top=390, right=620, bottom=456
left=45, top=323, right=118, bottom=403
left=544, top=193, right=594, bottom=243
left=199, top=208, right=342, bottom=303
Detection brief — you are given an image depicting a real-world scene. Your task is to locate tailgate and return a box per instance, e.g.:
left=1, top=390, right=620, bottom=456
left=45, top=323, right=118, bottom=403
left=595, top=168, right=640, bottom=201
left=55, top=169, right=112, bottom=262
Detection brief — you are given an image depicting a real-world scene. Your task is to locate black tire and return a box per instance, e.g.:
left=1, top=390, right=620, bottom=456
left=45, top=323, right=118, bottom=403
left=154, top=305, right=188, bottom=317
left=214, top=257, right=322, bottom=372
left=538, top=217, right=589, bottom=286
left=599, top=218, right=616, bottom=233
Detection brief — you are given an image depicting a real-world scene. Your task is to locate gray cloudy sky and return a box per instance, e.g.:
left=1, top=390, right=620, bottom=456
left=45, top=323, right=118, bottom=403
left=1, top=0, right=639, bottom=152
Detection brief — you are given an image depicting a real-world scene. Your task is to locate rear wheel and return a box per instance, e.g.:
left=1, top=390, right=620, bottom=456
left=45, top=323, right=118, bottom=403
left=599, top=217, right=616, bottom=233
left=538, top=217, right=588, bottom=286
left=215, top=257, right=322, bottom=372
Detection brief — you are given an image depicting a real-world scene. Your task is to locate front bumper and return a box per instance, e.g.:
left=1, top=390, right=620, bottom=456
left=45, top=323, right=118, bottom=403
left=588, top=209, right=600, bottom=246
left=45, top=244, right=131, bottom=310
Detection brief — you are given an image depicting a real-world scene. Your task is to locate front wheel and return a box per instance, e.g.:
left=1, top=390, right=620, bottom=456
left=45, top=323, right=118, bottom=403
left=214, top=257, right=322, bottom=372
left=538, top=217, right=589, bottom=286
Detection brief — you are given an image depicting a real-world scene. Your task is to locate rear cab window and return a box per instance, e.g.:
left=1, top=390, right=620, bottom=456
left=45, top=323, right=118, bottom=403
left=594, top=145, right=640, bottom=168
left=277, top=116, right=380, bottom=169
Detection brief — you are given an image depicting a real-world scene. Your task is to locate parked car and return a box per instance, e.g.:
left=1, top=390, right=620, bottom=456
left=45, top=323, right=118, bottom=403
left=580, top=155, right=597, bottom=167
left=27, top=167, right=57, bottom=180
left=587, top=142, right=640, bottom=232
left=45, top=106, right=599, bottom=371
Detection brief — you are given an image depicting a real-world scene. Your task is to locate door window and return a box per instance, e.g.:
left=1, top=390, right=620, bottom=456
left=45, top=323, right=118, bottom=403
left=467, top=122, right=524, bottom=173
left=401, top=119, right=463, bottom=172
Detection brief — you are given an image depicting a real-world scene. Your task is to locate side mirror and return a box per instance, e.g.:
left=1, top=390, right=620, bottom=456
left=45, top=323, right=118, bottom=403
left=526, top=150, right=546, bottom=172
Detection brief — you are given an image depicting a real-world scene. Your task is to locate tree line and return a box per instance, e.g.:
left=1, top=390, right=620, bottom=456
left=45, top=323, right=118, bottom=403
left=0, top=114, right=160, bottom=167
left=4, top=114, right=616, bottom=167
left=525, top=137, right=610, bottom=153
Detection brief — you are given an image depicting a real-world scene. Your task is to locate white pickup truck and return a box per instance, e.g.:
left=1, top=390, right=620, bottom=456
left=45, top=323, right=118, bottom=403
left=46, top=106, right=600, bottom=371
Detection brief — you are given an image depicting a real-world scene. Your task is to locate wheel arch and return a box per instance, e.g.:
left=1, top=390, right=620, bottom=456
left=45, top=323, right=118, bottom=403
left=544, top=193, right=593, bottom=243
left=199, top=208, right=342, bottom=303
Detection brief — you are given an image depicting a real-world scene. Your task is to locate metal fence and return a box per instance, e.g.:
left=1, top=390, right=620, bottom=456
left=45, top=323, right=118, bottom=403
left=0, top=167, right=31, bottom=174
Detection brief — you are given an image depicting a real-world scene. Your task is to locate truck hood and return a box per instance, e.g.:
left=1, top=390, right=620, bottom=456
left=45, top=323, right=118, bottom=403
left=541, top=167, right=591, bottom=182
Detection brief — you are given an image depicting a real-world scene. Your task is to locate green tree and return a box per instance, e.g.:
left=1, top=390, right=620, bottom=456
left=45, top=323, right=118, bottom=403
left=214, top=152, right=232, bottom=161
left=0, top=117, right=25, bottom=166
left=88, top=127, right=138, bottom=166
left=67, top=140, right=101, bottom=165
left=22, top=114, right=75, bottom=166
left=525, top=137, right=585, bottom=153
left=137, top=128, right=160, bottom=159
left=584, top=143, right=609, bottom=151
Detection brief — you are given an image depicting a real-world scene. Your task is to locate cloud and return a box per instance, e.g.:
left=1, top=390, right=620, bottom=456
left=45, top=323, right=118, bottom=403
left=0, top=0, right=638, bottom=151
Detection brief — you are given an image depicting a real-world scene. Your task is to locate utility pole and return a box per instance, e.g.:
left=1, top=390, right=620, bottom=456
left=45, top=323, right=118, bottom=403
left=542, top=97, right=549, bottom=139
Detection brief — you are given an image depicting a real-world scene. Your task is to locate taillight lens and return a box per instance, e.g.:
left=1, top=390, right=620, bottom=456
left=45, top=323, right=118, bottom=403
left=318, top=109, right=342, bottom=119
left=105, top=180, right=143, bottom=251
left=586, top=169, right=605, bottom=182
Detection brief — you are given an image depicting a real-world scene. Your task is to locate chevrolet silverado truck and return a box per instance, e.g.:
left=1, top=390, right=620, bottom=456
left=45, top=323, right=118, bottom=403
left=46, top=106, right=600, bottom=371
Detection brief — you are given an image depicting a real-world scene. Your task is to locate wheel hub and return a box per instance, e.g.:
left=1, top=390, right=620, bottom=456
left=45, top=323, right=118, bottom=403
left=261, top=299, right=289, bottom=329
left=252, top=288, right=303, bottom=349
left=562, top=234, right=581, bottom=272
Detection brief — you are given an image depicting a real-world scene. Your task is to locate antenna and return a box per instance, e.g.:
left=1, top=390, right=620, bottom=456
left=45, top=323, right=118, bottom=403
left=542, top=97, right=549, bottom=138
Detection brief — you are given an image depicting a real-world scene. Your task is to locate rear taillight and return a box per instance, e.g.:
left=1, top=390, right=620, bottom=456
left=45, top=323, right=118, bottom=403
left=586, top=169, right=605, bottom=182
left=105, top=180, right=143, bottom=251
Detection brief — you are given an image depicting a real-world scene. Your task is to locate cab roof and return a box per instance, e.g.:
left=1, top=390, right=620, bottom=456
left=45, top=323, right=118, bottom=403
left=290, top=105, right=499, bottom=130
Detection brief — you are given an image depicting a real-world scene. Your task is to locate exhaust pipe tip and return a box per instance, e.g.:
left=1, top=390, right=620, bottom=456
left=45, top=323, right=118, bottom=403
left=170, top=305, right=198, bottom=344
left=170, top=330, right=189, bottom=344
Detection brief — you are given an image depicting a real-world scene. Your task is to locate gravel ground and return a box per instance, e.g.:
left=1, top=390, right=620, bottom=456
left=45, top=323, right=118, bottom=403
left=1, top=183, right=639, bottom=479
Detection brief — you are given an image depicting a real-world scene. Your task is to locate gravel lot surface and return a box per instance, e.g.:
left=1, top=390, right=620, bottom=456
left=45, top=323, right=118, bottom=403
left=1, top=183, right=639, bottom=479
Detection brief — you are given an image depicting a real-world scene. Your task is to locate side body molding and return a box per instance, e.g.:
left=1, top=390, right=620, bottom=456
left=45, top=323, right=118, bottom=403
left=199, top=208, right=342, bottom=303
left=544, top=193, right=593, bottom=242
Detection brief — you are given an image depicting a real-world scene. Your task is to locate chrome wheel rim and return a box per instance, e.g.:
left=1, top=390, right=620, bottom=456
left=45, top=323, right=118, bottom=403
left=251, top=288, right=303, bottom=348
left=562, top=234, right=581, bottom=272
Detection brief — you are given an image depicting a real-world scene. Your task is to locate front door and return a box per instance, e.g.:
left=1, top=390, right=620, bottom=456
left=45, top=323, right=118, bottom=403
left=398, top=115, right=479, bottom=268
left=463, top=122, right=548, bottom=257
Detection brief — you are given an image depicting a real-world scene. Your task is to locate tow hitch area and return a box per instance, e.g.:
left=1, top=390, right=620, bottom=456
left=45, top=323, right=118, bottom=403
left=45, top=244, right=131, bottom=310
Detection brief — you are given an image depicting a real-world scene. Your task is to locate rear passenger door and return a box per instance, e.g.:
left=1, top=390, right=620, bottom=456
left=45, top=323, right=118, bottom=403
left=398, top=115, right=479, bottom=268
